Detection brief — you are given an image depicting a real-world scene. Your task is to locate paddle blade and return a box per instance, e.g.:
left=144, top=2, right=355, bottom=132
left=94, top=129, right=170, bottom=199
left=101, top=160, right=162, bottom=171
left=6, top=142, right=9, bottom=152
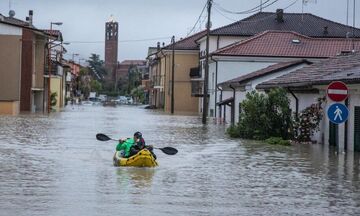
left=159, top=147, right=178, bottom=155
left=96, top=133, right=111, bottom=141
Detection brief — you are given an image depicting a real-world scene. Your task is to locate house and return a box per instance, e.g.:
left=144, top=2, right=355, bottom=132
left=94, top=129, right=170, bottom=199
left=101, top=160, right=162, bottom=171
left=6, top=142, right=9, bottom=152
left=43, top=29, right=67, bottom=110
left=257, top=52, right=360, bottom=152
left=147, top=46, right=163, bottom=108
left=0, top=11, right=53, bottom=114
left=148, top=30, right=207, bottom=114
left=196, top=9, right=360, bottom=117
left=210, top=30, right=360, bottom=122
left=217, top=59, right=312, bottom=124
left=0, top=18, right=23, bottom=114
left=116, top=60, right=146, bottom=92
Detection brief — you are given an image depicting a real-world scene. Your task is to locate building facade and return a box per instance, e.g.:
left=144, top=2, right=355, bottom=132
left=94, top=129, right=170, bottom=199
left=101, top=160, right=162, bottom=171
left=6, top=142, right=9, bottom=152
left=104, top=16, right=118, bottom=87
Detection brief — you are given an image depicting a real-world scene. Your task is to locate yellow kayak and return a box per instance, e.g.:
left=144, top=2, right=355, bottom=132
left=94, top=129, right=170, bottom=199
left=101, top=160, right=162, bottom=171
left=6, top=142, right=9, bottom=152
left=113, top=149, right=158, bottom=167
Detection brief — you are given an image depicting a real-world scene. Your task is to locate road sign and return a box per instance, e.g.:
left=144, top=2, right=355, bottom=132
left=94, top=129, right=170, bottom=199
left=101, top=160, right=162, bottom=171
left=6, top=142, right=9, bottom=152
left=327, top=103, right=349, bottom=124
left=327, top=81, right=348, bottom=102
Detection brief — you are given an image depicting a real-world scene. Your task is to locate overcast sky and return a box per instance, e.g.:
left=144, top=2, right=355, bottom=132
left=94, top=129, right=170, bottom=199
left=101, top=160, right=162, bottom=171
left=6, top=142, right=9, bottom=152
left=1, top=0, right=358, bottom=62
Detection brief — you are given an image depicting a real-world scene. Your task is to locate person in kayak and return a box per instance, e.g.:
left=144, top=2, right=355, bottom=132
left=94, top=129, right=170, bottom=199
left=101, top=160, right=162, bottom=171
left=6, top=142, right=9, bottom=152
left=116, top=131, right=146, bottom=158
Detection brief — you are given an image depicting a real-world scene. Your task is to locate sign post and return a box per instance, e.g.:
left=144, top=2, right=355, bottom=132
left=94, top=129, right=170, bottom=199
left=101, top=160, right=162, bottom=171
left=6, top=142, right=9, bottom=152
left=327, top=81, right=348, bottom=102
left=327, top=103, right=349, bottom=124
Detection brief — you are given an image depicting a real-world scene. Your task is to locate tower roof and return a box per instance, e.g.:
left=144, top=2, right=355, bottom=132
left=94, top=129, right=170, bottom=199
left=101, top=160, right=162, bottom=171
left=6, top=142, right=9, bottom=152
left=108, top=15, right=116, bottom=23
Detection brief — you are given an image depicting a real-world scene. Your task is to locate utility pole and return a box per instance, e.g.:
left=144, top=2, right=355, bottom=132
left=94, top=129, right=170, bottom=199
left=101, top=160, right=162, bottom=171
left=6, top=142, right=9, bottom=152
left=171, top=35, right=175, bottom=114
left=202, top=0, right=212, bottom=124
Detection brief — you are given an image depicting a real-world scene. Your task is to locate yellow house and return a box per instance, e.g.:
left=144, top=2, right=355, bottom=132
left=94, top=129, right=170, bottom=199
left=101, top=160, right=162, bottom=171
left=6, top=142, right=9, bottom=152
left=153, top=31, right=206, bottom=115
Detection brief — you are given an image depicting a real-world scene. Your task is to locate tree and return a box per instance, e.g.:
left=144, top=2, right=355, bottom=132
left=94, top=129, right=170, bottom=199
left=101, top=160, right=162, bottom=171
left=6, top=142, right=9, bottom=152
left=130, top=86, right=145, bottom=104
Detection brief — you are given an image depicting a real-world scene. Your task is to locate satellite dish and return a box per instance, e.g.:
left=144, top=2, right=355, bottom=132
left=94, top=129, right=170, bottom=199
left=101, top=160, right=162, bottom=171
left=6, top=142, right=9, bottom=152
left=9, top=10, right=15, bottom=18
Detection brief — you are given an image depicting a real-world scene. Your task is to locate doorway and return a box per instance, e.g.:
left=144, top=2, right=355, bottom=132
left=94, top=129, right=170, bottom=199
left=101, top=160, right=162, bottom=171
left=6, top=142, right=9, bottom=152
left=329, top=121, right=338, bottom=147
left=354, top=106, right=360, bottom=152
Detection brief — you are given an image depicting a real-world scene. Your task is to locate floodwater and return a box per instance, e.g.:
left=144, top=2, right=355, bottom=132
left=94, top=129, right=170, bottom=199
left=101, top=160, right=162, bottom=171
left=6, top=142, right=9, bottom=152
left=1, top=105, right=360, bottom=216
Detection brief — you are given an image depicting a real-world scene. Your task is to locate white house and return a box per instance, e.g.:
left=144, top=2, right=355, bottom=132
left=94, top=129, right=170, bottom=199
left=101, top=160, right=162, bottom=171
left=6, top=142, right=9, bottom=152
left=195, top=9, right=360, bottom=116
left=257, top=52, right=360, bottom=152
left=217, top=59, right=312, bottom=124
left=208, top=31, right=360, bottom=121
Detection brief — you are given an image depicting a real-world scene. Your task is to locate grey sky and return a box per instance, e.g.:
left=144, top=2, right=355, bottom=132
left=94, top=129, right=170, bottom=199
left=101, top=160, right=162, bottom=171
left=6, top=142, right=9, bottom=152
left=1, top=0, right=359, bottom=62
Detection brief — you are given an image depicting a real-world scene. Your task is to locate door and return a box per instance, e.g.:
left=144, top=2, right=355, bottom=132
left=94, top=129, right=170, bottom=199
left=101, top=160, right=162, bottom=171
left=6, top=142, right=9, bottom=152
left=354, top=106, right=360, bottom=152
left=329, top=121, right=338, bottom=147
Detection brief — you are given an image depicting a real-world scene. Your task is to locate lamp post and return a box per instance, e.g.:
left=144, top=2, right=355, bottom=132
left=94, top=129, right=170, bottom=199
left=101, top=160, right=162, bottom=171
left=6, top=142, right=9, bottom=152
left=47, top=21, right=63, bottom=113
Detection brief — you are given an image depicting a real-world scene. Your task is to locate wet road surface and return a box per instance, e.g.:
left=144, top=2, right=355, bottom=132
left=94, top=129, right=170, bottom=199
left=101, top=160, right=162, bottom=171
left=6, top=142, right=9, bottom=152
left=1, top=105, right=360, bottom=215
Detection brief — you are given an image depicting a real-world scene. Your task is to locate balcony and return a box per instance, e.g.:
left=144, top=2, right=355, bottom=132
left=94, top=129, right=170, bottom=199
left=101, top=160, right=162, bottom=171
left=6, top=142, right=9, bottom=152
left=189, top=67, right=201, bottom=79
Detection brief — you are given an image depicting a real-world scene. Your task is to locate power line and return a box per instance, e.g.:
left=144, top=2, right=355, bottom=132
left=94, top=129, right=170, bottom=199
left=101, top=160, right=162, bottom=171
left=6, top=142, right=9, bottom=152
left=214, top=0, right=298, bottom=23
left=213, top=0, right=278, bottom=15
left=187, top=0, right=208, bottom=36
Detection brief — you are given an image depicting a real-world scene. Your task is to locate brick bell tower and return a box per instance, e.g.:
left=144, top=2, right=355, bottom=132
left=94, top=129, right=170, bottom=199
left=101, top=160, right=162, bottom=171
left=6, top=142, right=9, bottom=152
left=104, top=15, right=118, bottom=88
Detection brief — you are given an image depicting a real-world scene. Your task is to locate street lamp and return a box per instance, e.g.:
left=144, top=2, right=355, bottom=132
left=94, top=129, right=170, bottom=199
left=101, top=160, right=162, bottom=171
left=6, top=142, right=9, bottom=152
left=47, top=21, right=63, bottom=113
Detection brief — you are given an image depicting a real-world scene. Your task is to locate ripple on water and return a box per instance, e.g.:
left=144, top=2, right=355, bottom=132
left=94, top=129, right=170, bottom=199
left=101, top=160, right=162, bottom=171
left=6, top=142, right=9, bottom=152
left=1, top=106, right=360, bottom=216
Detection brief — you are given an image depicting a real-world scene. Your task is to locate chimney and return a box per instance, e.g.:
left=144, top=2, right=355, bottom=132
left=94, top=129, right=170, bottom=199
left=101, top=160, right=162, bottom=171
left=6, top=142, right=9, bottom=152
left=157, top=42, right=160, bottom=51
left=276, top=9, right=284, bottom=23
left=28, top=10, right=33, bottom=26
left=323, top=26, right=328, bottom=35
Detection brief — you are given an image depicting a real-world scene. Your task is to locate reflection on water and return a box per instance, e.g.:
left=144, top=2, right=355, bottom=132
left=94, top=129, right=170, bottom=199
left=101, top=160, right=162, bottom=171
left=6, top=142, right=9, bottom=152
left=0, top=106, right=360, bottom=216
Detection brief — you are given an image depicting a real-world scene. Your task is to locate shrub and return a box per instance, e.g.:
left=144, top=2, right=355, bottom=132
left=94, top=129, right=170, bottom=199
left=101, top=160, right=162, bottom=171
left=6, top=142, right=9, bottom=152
left=227, top=88, right=293, bottom=140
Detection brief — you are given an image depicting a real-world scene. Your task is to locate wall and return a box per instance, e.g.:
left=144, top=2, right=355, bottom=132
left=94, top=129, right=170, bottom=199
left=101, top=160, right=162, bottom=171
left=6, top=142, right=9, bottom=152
left=208, top=60, right=275, bottom=116
left=34, top=35, right=46, bottom=89
left=347, top=85, right=360, bottom=151
left=50, top=77, right=62, bottom=109
left=163, top=51, right=199, bottom=114
left=0, top=101, right=20, bottom=115
left=20, top=28, right=34, bottom=111
left=0, top=24, right=22, bottom=101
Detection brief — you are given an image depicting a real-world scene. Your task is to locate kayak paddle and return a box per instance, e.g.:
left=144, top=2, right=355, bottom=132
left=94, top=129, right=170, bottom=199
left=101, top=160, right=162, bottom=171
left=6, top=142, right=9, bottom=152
left=96, top=133, right=178, bottom=155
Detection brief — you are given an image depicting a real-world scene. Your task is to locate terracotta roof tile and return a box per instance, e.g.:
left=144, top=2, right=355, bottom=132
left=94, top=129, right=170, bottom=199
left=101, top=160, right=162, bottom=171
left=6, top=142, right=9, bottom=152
left=213, top=31, right=360, bottom=58
left=163, top=30, right=206, bottom=50
left=210, top=12, right=360, bottom=38
left=257, top=52, right=360, bottom=88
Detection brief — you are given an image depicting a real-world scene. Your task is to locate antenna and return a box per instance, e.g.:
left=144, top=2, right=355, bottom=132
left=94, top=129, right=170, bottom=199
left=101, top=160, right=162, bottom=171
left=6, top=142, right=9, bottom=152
left=347, top=0, right=349, bottom=25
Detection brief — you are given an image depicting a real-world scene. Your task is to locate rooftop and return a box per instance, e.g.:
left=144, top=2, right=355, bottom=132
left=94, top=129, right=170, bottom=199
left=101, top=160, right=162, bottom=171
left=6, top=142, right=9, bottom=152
left=213, top=31, right=360, bottom=58
left=210, top=11, right=360, bottom=38
left=257, top=52, right=360, bottom=89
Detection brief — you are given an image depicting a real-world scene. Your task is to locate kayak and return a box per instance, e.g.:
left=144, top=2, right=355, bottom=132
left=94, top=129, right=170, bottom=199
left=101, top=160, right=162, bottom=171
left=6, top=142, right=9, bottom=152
left=113, top=149, right=158, bottom=167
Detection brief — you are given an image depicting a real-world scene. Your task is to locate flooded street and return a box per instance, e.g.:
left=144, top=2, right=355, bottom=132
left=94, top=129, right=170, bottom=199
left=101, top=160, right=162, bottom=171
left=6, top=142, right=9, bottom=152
left=1, top=105, right=360, bottom=216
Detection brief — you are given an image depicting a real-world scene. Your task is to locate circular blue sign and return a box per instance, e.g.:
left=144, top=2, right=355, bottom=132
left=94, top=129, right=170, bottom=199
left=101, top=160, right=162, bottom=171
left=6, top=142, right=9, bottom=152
left=327, top=103, right=349, bottom=124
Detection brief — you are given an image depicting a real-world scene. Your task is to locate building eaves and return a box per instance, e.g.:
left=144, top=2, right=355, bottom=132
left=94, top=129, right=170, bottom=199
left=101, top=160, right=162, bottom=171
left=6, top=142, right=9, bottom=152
left=257, top=52, right=360, bottom=89
left=162, top=30, right=206, bottom=51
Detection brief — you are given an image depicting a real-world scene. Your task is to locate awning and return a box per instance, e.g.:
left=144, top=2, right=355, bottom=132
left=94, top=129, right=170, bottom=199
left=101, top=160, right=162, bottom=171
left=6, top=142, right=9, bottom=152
left=216, top=97, right=234, bottom=106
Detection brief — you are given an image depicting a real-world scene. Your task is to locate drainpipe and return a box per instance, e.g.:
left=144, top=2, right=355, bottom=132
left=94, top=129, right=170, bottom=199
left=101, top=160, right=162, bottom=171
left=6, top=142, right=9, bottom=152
left=211, top=56, right=218, bottom=117
left=217, top=86, right=223, bottom=118
left=229, top=84, right=236, bottom=126
left=287, top=87, right=299, bottom=119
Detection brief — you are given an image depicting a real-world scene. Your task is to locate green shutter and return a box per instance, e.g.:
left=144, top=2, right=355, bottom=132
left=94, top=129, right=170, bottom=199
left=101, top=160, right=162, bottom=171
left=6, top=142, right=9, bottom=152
left=354, top=107, right=360, bottom=152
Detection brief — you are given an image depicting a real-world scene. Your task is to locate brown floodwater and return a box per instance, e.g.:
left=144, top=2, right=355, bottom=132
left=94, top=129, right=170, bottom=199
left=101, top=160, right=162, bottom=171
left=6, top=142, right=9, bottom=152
left=0, top=105, right=360, bottom=215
